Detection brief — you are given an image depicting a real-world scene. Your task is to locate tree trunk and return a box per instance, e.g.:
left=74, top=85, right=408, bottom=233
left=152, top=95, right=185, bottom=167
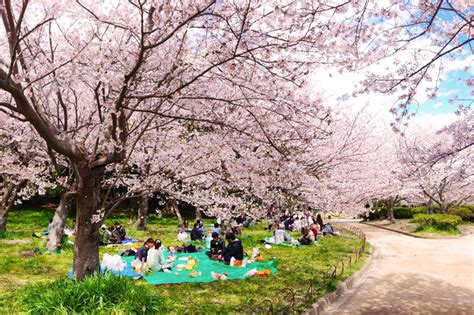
left=174, top=202, right=183, bottom=224
left=73, top=165, right=104, bottom=280
left=385, top=198, right=395, bottom=224
left=387, top=205, right=395, bottom=224
left=136, top=194, right=149, bottom=231
left=47, top=191, right=75, bottom=251
left=0, top=180, right=24, bottom=231
left=195, top=207, right=202, bottom=221
left=166, top=199, right=182, bottom=224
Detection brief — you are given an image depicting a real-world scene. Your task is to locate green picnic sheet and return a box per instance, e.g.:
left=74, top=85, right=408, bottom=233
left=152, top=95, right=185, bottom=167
left=124, top=251, right=277, bottom=285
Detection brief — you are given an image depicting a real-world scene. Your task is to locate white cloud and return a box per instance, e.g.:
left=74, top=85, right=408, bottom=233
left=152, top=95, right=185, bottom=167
left=432, top=102, right=444, bottom=108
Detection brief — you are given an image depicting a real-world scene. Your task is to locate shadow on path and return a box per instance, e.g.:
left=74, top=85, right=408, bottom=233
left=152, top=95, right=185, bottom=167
left=326, top=270, right=474, bottom=314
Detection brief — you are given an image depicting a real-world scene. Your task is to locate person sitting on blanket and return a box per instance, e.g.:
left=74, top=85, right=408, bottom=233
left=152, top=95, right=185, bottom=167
left=190, top=223, right=203, bottom=241
left=206, top=232, right=224, bottom=259
left=177, top=219, right=189, bottom=232
left=99, top=224, right=109, bottom=245
left=196, top=219, right=204, bottom=231
left=135, top=238, right=155, bottom=262
left=272, top=224, right=293, bottom=244
left=108, top=226, right=121, bottom=244
left=299, top=226, right=315, bottom=245
left=212, top=223, right=222, bottom=235
left=113, top=222, right=126, bottom=240
left=310, top=224, right=319, bottom=240
left=322, top=223, right=340, bottom=236
left=220, top=232, right=244, bottom=264
left=147, top=239, right=171, bottom=271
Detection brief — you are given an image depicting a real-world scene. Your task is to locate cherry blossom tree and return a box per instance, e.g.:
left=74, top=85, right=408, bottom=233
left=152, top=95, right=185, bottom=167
left=399, top=118, right=474, bottom=212
left=0, top=117, right=50, bottom=231
left=1, top=0, right=471, bottom=280
left=0, top=0, right=339, bottom=279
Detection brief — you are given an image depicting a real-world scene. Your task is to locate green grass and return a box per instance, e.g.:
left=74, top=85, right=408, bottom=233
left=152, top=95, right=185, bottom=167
left=414, top=225, right=461, bottom=236
left=0, top=208, right=369, bottom=314
left=18, top=273, right=162, bottom=314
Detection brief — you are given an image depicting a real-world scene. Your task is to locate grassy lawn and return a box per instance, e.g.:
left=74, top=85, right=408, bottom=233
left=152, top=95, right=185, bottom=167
left=0, top=208, right=368, bottom=314
left=414, top=225, right=461, bottom=236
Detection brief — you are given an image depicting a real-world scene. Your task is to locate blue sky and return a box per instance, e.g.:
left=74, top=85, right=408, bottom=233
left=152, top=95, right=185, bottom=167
left=418, top=69, right=473, bottom=115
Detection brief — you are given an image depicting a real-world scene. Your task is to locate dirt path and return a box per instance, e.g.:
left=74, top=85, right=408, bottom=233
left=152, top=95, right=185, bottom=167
left=324, top=223, right=474, bottom=314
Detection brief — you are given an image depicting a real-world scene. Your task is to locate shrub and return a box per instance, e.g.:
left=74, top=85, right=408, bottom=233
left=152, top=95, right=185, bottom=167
left=393, top=207, right=413, bottom=219
left=411, top=207, right=426, bottom=215
left=448, top=206, right=474, bottom=222
left=18, top=273, right=162, bottom=314
left=413, top=214, right=462, bottom=230
left=362, top=207, right=387, bottom=221
left=426, top=205, right=441, bottom=213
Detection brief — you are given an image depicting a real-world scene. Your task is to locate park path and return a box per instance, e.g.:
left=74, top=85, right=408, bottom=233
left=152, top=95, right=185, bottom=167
left=324, top=223, right=474, bottom=314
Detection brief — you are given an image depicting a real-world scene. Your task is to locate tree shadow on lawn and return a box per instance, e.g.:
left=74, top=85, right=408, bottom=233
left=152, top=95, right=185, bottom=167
left=335, top=272, right=474, bottom=314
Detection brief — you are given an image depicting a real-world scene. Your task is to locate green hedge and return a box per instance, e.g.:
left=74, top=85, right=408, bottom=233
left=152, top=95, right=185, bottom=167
left=362, top=207, right=387, bottom=221
left=413, top=214, right=462, bottom=230
left=393, top=207, right=412, bottom=219
left=448, top=206, right=474, bottom=222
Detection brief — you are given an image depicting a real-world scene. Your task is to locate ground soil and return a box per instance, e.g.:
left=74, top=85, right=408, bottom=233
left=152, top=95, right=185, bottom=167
left=324, top=223, right=474, bottom=314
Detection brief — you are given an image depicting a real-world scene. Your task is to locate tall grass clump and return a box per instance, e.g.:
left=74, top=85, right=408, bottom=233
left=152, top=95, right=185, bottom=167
left=19, top=273, right=161, bottom=314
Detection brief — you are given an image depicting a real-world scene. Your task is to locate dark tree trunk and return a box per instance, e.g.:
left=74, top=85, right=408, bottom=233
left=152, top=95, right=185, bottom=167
left=47, top=191, right=75, bottom=251
left=0, top=180, right=25, bottom=231
left=73, top=165, right=104, bottom=280
left=136, top=194, right=149, bottom=231
left=0, top=205, right=9, bottom=231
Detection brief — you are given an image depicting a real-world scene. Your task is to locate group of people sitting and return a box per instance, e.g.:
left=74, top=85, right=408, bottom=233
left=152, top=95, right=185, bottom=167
left=133, top=238, right=171, bottom=273
left=267, top=212, right=338, bottom=245
left=178, top=219, right=245, bottom=264
left=99, top=222, right=127, bottom=245
left=206, top=232, right=244, bottom=264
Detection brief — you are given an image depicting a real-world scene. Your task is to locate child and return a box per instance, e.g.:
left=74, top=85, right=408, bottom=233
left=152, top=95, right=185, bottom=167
left=147, top=239, right=171, bottom=271
left=206, top=232, right=224, bottom=259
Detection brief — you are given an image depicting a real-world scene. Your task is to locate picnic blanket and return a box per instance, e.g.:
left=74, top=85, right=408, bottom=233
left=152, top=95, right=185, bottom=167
left=143, top=251, right=276, bottom=285
left=263, top=237, right=300, bottom=247
left=70, top=250, right=277, bottom=285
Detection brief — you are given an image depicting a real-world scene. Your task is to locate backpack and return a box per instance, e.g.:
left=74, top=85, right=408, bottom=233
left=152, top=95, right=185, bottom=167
left=121, top=249, right=136, bottom=257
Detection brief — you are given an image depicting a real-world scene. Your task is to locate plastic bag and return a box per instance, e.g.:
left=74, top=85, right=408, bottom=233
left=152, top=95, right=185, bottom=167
left=211, top=271, right=228, bottom=280
left=101, top=253, right=126, bottom=272
left=177, top=231, right=188, bottom=241
left=230, top=257, right=246, bottom=267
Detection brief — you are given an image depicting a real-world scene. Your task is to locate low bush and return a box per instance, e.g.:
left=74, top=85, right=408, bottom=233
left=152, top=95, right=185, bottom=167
left=448, top=206, right=474, bottom=222
left=426, top=205, right=441, bottom=213
left=362, top=206, right=387, bottom=221
left=411, top=207, right=426, bottom=215
left=393, top=207, right=413, bottom=219
left=412, top=214, right=462, bottom=230
left=18, top=273, right=162, bottom=314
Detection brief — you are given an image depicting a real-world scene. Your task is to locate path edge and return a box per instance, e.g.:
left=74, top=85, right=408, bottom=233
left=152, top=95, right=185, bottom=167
left=361, top=222, right=440, bottom=239
left=302, top=243, right=374, bottom=315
